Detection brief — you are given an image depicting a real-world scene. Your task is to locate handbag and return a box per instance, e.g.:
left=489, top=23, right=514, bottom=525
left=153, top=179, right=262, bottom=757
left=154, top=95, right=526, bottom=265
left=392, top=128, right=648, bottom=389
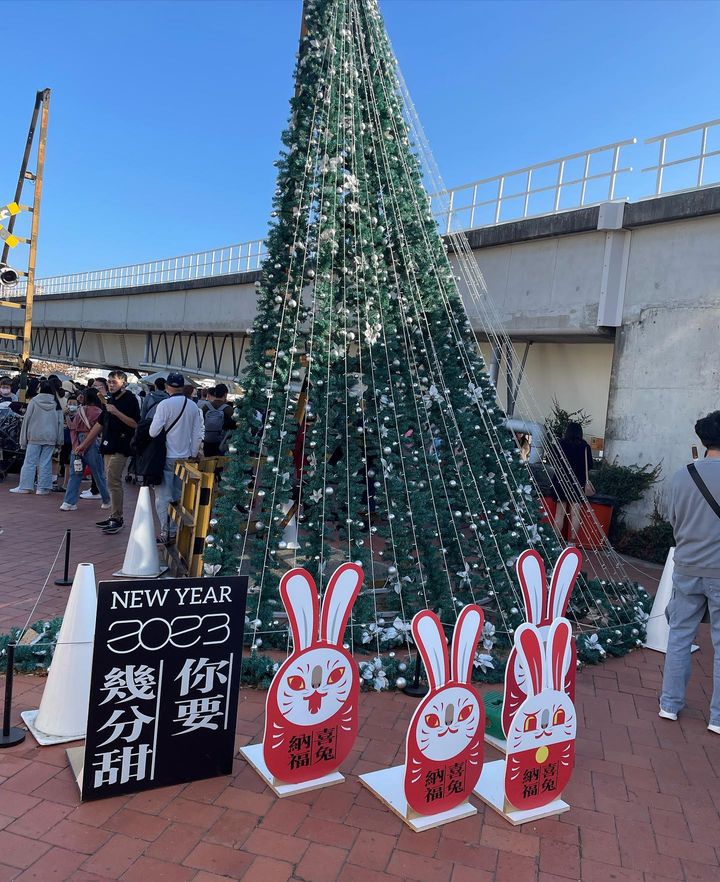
left=132, top=398, right=187, bottom=485
left=584, top=447, right=595, bottom=497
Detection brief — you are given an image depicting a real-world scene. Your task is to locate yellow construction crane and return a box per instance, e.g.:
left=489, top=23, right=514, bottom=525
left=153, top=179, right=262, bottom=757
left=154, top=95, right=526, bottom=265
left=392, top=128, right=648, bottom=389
left=0, top=88, right=51, bottom=399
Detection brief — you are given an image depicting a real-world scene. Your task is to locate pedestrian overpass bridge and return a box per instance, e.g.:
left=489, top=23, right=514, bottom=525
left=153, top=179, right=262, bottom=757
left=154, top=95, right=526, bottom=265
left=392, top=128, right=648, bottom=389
left=1, top=122, right=719, bottom=523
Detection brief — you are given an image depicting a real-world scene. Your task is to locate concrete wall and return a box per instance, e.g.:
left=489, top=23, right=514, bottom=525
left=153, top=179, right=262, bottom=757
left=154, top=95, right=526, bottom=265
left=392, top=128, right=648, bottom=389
left=604, top=213, right=720, bottom=525
left=479, top=341, right=613, bottom=440
left=460, top=231, right=607, bottom=336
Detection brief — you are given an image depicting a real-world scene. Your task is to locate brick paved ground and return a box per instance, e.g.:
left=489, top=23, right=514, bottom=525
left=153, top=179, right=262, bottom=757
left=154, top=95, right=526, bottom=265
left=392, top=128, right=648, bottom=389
left=1, top=472, right=719, bottom=881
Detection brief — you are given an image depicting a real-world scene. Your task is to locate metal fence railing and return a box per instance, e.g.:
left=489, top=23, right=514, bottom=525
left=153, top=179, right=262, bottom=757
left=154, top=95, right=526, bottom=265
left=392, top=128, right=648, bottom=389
left=431, top=137, right=636, bottom=233
left=26, top=239, right=267, bottom=297
left=642, top=118, right=720, bottom=195
left=15, top=117, right=720, bottom=298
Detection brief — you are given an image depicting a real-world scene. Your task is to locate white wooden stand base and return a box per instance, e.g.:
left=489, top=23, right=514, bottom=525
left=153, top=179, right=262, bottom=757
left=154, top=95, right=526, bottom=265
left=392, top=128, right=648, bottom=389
left=66, top=745, right=85, bottom=795
left=484, top=732, right=507, bottom=754
left=473, top=759, right=569, bottom=826
left=240, top=742, right=344, bottom=798
left=20, top=710, right=84, bottom=746
left=360, top=764, right=476, bottom=832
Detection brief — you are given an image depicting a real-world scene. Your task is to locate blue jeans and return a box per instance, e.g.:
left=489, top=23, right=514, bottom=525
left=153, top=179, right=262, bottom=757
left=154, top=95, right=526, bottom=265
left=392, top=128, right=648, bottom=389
left=661, top=572, right=720, bottom=725
left=154, top=458, right=181, bottom=537
left=18, top=443, right=55, bottom=491
left=63, top=441, right=110, bottom=505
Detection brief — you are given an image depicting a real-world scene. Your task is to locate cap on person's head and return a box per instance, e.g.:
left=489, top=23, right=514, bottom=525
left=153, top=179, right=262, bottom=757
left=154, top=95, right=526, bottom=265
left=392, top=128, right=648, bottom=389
left=61, top=380, right=75, bottom=394
left=166, top=372, right=185, bottom=389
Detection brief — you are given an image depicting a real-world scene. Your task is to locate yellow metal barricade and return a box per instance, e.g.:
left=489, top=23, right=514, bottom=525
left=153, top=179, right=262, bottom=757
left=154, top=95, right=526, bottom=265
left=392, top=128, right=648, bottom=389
left=164, top=456, right=227, bottom=577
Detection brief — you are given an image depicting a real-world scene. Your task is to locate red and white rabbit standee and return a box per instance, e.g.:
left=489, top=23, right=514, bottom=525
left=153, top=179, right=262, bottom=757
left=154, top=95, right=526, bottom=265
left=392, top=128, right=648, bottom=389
left=485, top=547, right=582, bottom=753
left=240, top=562, right=362, bottom=797
left=360, top=605, right=486, bottom=832
left=474, top=618, right=576, bottom=825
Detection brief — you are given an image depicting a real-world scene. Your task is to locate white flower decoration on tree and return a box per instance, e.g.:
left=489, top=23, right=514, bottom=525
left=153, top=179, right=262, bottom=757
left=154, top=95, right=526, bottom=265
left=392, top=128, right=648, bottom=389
left=473, top=652, right=495, bottom=673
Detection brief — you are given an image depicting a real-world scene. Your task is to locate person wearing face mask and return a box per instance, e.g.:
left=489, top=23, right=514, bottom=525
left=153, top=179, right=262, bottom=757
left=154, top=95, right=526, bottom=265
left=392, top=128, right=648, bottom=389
left=0, top=377, right=16, bottom=405
left=60, top=387, right=111, bottom=511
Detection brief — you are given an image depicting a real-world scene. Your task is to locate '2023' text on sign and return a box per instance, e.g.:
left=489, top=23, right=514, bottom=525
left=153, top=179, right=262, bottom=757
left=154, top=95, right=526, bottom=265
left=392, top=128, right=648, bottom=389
left=80, top=577, right=248, bottom=801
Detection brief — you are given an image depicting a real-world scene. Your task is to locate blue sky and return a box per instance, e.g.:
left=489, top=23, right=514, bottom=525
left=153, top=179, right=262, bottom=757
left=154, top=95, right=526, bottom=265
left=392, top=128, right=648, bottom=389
left=1, top=0, right=718, bottom=277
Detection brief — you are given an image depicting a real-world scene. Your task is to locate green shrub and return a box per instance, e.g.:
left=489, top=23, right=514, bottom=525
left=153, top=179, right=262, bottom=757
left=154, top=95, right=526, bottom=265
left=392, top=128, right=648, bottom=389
left=545, top=396, right=593, bottom=440
left=615, top=515, right=675, bottom=564
left=591, top=457, right=661, bottom=508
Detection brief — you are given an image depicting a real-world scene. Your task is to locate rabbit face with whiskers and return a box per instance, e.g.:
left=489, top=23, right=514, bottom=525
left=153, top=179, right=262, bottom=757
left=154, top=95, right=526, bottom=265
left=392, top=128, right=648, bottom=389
left=416, top=684, right=481, bottom=762
left=277, top=647, right=353, bottom=726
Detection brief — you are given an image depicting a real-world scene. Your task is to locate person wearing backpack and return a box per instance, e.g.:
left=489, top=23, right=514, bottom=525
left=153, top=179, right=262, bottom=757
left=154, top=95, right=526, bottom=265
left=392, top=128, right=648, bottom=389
left=202, top=383, right=236, bottom=456
left=660, top=410, right=720, bottom=734
left=149, top=372, right=204, bottom=543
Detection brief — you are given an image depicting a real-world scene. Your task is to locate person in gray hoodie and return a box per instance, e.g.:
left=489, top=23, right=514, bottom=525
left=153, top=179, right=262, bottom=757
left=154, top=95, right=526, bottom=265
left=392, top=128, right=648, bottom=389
left=10, top=381, right=65, bottom=495
left=660, top=410, right=720, bottom=733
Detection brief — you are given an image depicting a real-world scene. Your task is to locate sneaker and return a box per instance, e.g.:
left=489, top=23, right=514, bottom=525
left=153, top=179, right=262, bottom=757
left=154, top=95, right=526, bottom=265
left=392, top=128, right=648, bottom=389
left=658, top=708, right=678, bottom=721
left=101, top=502, right=111, bottom=510
left=9, top=487, right=32, bottom=494
left=708, top=724, right=720, bottom=735
left=35, top=489, right=50, bottom=496
left=51, top=486, right=65, bottom=493
left=102, top=518, right=124, bottom=534
left=80, top=490, right=101, bottom=500
left=60, top=502, right=78, bottom=511
left=95, top=518, right=113, bottom=528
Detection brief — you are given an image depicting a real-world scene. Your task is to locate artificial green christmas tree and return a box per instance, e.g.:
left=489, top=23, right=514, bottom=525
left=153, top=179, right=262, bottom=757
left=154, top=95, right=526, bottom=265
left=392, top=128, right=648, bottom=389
left=206, top=0, right=649, bottom=681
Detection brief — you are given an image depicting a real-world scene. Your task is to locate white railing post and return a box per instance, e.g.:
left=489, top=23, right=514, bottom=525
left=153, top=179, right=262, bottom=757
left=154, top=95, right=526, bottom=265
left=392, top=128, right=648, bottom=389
left=523, top=169, right=533, bottom=217
left=698, top=125, right=708, bottom=187
left=656, top=138, right=666, bottom=195
left=553, top=160, right=565, bottom=212
left=445, top=190, right=454, bottom=234
left=494, top=177, right=504, bottom=225
left=609, top=146, right=620, bottom=200
left=580, top=153, right=591, bottom=205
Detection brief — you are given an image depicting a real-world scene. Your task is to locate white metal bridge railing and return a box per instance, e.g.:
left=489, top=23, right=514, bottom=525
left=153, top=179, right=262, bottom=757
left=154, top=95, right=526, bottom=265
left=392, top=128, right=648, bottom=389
left=18, top=116, right=720, bottom=298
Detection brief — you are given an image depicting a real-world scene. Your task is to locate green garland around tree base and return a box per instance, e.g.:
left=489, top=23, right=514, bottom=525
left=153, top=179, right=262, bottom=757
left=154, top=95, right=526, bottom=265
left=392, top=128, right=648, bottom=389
left=1, top=581, right=651, bottom=687
left=0, top=618, right=63, bottom=674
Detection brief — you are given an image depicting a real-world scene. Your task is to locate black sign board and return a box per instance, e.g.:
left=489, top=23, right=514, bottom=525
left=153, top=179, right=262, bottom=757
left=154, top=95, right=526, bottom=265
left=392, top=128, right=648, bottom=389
left=76, top=576, right=247, bottom=801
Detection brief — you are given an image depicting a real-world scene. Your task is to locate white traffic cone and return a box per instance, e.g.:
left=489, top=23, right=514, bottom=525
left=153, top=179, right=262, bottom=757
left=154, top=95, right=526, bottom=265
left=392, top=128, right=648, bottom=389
left=643, top=547, right=699, bottom=654
left=113, top=486, right=166, bottom=578
left=21, top=562, right=97, bottom=745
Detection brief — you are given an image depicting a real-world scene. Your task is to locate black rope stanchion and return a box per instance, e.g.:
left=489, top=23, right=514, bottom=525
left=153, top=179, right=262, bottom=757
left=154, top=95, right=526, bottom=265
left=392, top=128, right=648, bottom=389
left=54, top=529, right=73, bottom=587
left=0, top=643, right=26, bottom=747
left=403, top=652, right=429, bottom=698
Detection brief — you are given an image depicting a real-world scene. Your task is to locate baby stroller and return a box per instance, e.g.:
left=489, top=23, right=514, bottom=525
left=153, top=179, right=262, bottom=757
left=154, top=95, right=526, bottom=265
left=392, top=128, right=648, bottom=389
left=0, top=407, right=24, bottom=481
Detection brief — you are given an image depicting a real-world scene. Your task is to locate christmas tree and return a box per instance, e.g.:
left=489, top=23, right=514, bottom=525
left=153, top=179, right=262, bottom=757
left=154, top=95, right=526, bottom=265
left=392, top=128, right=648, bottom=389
left=207, top=0, right=649, bottom=680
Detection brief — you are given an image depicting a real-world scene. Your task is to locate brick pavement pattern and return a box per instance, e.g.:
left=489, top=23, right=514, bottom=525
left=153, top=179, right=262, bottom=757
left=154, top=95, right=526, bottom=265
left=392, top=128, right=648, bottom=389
left=2, top=477, right=720, bottom=881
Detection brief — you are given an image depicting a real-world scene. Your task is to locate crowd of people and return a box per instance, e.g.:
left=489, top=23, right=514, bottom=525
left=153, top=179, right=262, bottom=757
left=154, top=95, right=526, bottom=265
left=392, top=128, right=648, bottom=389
left=1, top=370, right=236, bottom=542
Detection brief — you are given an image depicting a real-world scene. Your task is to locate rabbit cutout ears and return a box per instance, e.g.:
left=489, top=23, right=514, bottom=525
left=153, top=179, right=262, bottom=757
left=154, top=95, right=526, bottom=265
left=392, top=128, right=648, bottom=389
left=411, top=605, right=485, bottom=690
left=280, top=563, right=363, bottom=650
left=516, top=548, right=582, bottom=627
left=514, top=618, right=573, bottom=695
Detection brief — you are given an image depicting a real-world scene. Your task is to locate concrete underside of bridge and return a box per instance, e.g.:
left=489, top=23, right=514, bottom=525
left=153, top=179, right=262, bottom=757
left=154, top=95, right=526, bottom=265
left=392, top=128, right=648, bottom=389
left=1, top=186, right=719, bottom=526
